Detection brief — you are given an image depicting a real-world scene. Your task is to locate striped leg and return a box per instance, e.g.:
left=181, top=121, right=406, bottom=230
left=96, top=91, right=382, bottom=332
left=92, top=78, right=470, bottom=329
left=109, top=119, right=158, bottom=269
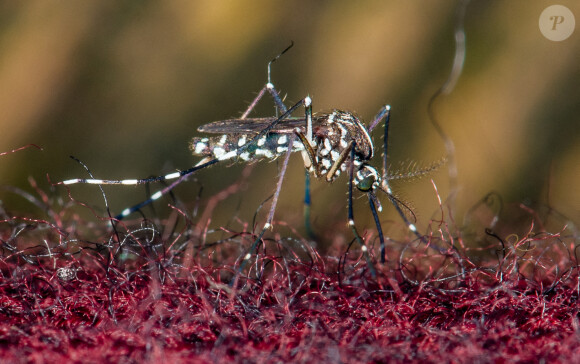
left=60, top=44, right=297, bottom=220
left=373, top=106, right=448, bottom=255
left=233, top=97, right=313, bottom=281
left=347, top=146, right=377, bottom=277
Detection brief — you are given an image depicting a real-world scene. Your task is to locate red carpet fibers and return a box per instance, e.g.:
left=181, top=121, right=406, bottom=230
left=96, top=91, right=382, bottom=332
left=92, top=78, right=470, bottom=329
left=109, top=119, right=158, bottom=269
left=0, top=199, right=578, bottom=363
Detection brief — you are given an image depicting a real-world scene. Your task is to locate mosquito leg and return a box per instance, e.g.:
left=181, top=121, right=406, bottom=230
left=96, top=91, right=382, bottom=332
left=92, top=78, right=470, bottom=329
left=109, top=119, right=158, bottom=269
left=69, top=45, right=293, bottom=187
left=60, top=158, right=219, bottom=187
left=115, top=174, right=189, bottom=220
left=365, top=104, right=391, bottom=182
left=240, top=82, right=288, bottom=118
left=325, top=140, right=354, bottom=182
left=288, top=95, right=320, bottom=240
left=385, top=191, right=451, bottom=255
left=109, top=159, right=216, bottom=219
left=375, top=106, right=446, bottom=254
left=60, top=44, right=298, bottom=221
left=241, top=85, right=270, bottom=119
left=70, top=98, right=303, bottom=219
left=234, top=95, right=313, bottom=280
left=251, top=72, right=319, bottom=242
left=261, top=44, right=319, bottom=243
left=234, top=133, right=296, bottom=281
left=304, top=95, right=314, bottom=148
left=347, top=147, right=377, bottom=278
left=303, top=169, right=316, bottom=238
left=381, top=106, right=391, bottom=183
left=60, top=157, right=219, bottom=219
left=241, top=42, right=293, bottom=118
left=296, top=97, right=317, bottom=237
left=265, top=42, right=293, bottom=114
left=374, top=104, right=428, bottom=248
left=368, top=193, right=386, bottom=263
left=367, top=105, right=391, bottom=132
left=294, top=130, right=317, bottom=174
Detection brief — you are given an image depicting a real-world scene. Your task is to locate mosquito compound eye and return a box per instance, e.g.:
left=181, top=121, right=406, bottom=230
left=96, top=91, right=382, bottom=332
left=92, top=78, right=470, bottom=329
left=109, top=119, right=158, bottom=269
left=357, top=175, right=375, bottom=192
left=356, top=166, right=379, bottom=192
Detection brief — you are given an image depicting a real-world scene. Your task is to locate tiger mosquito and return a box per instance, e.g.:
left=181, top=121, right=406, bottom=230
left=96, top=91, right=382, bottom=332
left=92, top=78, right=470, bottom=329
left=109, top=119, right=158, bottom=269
left=60, top=43, right=443, bottom=275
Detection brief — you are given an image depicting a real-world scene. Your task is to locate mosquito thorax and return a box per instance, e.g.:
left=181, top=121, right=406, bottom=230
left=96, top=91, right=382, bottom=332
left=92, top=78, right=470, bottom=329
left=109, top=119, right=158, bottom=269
left=324, top=110, right=373, bottom=159
left=313, top=110, right=375, bottom=182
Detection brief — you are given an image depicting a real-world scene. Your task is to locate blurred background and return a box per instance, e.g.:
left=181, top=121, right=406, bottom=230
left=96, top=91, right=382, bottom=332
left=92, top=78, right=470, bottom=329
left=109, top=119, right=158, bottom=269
left=0, top=1, right=578, bottom=242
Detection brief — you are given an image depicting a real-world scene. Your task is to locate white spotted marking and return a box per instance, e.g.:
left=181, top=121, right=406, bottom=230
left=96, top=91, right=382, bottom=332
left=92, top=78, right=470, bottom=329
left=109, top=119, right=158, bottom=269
left=409, top=224, right=417, bottom=232
left=218, top=135, right=227, bottom=146
left=277, top=135, right=287, bottom=145
left=213, top=147, right=225, bottom=159
left=238, top=136, right=247, bottom=147
left=165, top=172, right=180, bottom=180
left=256, top=148, right=274, bottom=159
left=121, top=179, right=139, bottom=185
left=328, top=112, right=335, bottom=124
left=304, top=96, right=312, bottom=106
left=382, top=183, right=393, bottom=194
left=257, top=136, right=266, bottom=146
left=321, top=158, right=331, bottom=169
left=62, top=179, right=81, bottom=185
left=330, top=150, right=340, bottom=161
left=194, top=142, right=206, bottom=154
left=151, top=191, right=163, bottom=200
left=240, top=151, right=250, bottom=160
left=276, top=146, right=288, bottom=153
left=324, top=138, right=332, bottom=151
left=218, top=150, right=237, bottom=161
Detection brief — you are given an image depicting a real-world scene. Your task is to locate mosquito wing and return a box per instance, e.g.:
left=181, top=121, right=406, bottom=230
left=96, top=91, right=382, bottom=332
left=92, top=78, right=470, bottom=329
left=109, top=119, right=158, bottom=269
left=198, top=117, right=327, bottom=134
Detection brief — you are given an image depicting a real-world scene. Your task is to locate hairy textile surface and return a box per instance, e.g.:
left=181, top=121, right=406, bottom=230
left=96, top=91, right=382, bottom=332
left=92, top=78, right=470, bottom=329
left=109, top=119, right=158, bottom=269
left=0, top=193, right=578, bottom=363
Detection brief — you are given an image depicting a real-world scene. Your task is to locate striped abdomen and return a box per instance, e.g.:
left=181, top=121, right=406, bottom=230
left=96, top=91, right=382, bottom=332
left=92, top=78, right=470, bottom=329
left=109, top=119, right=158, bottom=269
left=190, top=133, right=304, bottom=162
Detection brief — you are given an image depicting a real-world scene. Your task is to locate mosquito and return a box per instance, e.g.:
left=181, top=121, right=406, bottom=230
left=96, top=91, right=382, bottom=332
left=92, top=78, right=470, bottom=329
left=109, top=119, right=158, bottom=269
left=60, top=43, right=443, bottom=276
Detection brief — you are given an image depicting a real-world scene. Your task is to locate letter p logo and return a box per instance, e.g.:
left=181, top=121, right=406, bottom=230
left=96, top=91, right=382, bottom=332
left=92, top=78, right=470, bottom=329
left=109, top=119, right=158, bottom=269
left=550, top=15, right=565, bottom=30
left=540, top=5, right=575, bottom=41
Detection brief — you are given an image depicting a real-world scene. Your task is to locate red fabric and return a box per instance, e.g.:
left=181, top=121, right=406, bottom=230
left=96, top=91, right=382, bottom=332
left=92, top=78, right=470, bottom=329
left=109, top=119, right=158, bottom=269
left=0, top=212, right=578, bottom=363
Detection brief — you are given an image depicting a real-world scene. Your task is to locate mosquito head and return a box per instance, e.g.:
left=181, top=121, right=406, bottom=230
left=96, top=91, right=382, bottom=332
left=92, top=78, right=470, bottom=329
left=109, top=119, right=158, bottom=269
left=354, top=164, right=381, bottom=193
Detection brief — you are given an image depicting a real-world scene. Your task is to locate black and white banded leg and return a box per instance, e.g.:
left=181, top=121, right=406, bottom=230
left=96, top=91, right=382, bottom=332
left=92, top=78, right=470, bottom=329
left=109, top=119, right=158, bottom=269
left=60, top=44, right=296, bottom=221
left=233, top=96, right=314, bottom=278
left=368, top=105, right=449, bottom=257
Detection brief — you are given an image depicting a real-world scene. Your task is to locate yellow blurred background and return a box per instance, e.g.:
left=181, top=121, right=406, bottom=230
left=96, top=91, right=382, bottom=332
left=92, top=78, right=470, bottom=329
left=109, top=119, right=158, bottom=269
left=0, top=1, right=578, bottom=242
